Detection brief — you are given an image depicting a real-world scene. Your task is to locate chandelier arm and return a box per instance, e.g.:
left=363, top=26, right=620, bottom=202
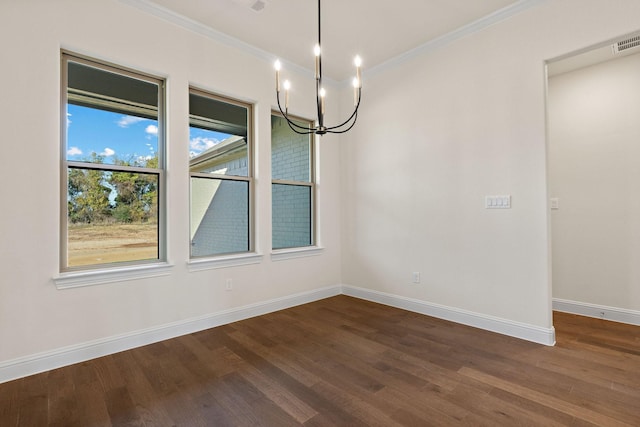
left=280, top=112, right=315, bottom=136
left=276, top=91, right=315, bottom=134
left=327, top=111, right=358, bottom=134
left=286, top=121, right=315, bottom=135
left=287, top=119, right=314, bottom=131
left=284, top=113, right=315, bottom=133
left=325, top=89, right=361, bottom=131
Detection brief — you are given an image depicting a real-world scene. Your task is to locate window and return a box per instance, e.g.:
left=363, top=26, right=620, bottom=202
left=271, top=114, right=315, bottom=249
left=61, top=53, right=165, bottom=271
left=189, top=89, right=253, bottom=257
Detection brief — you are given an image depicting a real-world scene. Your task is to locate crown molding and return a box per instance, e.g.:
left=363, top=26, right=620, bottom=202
left=119, top=0, right=546, bottom=87
left=118, top=0, right=321, bottom=83
left=364, top=0, right=548, bottom=82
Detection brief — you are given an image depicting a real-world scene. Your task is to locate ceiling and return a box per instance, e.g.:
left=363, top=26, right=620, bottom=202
left=136, top=0, right=528, bottom=81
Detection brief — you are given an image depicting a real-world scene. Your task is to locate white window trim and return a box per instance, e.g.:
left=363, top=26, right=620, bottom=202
left=53, top=263, right=173, bottom=290
left=187, top=253, right=263, bottom=272
left=271, top=246, right=324, bottom=261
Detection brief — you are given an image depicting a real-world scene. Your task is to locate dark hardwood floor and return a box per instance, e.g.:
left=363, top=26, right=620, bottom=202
left=1, top=295, right=639, bottom=426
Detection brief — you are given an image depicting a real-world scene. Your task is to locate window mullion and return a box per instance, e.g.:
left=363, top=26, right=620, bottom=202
left=272, top=179, right=313, bottom=187
left=67, top=161, right=160, bottom=175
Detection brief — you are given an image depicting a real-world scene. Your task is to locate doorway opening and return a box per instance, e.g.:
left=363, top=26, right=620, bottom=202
left=546, top=31, right=640, bottom=329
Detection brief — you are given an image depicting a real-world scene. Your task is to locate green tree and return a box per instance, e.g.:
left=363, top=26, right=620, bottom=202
left=109, top=155, right=158, bottom=223
left=67, top=154, right=111, bottom=224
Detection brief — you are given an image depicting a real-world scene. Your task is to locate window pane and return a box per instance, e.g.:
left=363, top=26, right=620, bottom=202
left=67, top=167, right=159, bottom=267
left=272, top=184, right=312, bottom=249
left=67, top=61, right=159, bottom=167
left=190, top=177, right=249, bottom=257
left=271, top=115, right=311, bottom=182
left=189, top=93, right=248, bottom=177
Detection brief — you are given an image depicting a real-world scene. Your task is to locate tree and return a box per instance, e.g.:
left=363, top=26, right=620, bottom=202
left=109, top=155, right=158, bottom=223
left=67, top=154, right=111, bottom=224
left=67, top=153, right=159, bottom=225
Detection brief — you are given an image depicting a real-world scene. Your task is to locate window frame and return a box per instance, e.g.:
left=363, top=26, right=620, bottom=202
left=60, top=52, right=167, bottom=273
left=271, top=111, right=316, bottom=251
left=188, top=87, right=255, bottom=260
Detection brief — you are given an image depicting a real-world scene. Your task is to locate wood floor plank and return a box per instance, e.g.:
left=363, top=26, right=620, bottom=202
left=222, top=334, right=318, bottom=424
left=14, top=374, right=48, bottom=427
left=111, top=351, right=176, bottom=425
left=458, top=366, right=635, bottom=427
left=46, top=367, right=82, bottom=427
left=68, top=362, right=111, bottom=426
left=1, top=295, right=639, bottom=426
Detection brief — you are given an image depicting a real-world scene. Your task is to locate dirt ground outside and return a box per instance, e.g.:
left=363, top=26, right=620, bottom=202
left=67, top=222, right=158, bottom=267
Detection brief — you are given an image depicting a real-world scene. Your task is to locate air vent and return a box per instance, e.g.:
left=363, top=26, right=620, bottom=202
left=233, top=0, right=266, bottom=13
left=612, top=35, right=640, bottom=54
left=250, top=0, right=266, bottom=12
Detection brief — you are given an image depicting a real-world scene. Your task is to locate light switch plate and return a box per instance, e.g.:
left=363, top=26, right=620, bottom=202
left=485, top=195, right=511, bottom=209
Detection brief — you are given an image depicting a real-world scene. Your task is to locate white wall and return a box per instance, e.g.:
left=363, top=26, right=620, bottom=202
left=0, top=0, right=342, bottom=372
left=548, top=52, right=640, bottom=312
left=340, top=0, right=640, bottom=330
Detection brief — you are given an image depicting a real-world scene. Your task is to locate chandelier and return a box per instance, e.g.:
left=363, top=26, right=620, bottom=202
left=274, top=0, right=362, bottom=135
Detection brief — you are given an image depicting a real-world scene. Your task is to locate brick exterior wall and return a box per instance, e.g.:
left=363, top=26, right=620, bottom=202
left=271, top=117, right=312, bottom=249
left=191, top=154, right=249, bottom=256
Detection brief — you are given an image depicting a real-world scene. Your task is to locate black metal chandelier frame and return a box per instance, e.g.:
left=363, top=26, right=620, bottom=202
left=274, top=0, right=362, bottom=135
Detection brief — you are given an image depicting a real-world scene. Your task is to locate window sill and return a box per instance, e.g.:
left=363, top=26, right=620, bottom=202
left=53, top=262, right=174, bottom=290
left=271, top=246, right=324, bottom=261
left=188, top=253, right=263, bottom=272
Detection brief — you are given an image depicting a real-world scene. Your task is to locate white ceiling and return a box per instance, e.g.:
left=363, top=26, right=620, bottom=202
left=136, top=0, right=528, bottom=81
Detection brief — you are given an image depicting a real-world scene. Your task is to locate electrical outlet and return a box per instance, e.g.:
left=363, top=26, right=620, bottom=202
left=225, top=279, right=233, bottom=291
left=412, top=272, right=421, bottom=284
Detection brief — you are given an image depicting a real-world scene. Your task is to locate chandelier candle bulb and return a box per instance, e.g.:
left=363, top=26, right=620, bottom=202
left=355, top=56, right=362, bottom=87
left=274, top=60, right=281, bottom=92
left=283, top=80, right=291, bottom=111
left=352, top=77, right=359, bottom=106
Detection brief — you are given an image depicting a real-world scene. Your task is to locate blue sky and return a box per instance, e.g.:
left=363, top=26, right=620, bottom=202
left=67, top=104, right=157, bottom=165
left=67, top=104, right=230, bottom=164
left=189, top=127, right=229, bottom=159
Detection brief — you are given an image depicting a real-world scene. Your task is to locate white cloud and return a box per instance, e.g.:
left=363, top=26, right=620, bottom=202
left=100, top=147, right=115, bottom=157
left=136, top=155, right=153, bottom=163
left=67, top=146, right=82, bottom=156
left=67, top=112, right=72, bottom=128
left=117, top=116, right=145, bottom=128
left=190, top=136, right=219, bottom=155
left=145, top=125, right=158, bottom=136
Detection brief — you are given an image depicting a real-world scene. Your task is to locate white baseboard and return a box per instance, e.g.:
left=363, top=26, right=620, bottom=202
left=1, top=283, right=560, bottom=385
left=342, top=285, right=556, bottom=346
left=0, top=285, right=341, bottom=385
left=553, top=298, right=640, bottom=326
